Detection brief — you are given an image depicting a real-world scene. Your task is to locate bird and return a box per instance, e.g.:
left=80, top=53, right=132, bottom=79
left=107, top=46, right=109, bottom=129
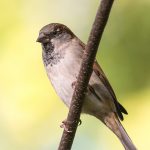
left=37, top=23, right=137, bottom=150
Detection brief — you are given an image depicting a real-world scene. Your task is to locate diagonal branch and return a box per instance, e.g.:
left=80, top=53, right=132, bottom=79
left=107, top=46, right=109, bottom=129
left=58, top=0, right=114, bottom=149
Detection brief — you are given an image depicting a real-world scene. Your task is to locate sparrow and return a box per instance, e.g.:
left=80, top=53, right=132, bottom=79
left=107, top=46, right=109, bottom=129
left=37, top=23, right=137, bottom=150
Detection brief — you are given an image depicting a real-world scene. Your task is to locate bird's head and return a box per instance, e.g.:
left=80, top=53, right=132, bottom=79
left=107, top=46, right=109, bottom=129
left=36, top=23, right=74, bottom=44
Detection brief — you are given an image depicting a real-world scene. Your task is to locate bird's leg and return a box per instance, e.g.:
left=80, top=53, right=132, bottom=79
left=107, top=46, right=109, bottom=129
left=71, top=76, right=78, bottom=89
left=71, top=81, right=76, bottom=89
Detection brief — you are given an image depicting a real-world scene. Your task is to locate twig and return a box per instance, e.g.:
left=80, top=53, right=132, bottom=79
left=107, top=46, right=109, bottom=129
left=58, top=0, right=114, bottom=149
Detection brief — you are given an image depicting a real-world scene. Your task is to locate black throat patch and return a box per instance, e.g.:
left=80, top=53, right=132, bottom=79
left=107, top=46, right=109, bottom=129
left=42, top=42, right=63, bottom=67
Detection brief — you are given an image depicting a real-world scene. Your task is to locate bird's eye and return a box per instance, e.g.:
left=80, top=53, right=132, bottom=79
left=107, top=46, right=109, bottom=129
left=52, top=28, right=62, bottom=36
left=52, top=30, right=57, bottom=35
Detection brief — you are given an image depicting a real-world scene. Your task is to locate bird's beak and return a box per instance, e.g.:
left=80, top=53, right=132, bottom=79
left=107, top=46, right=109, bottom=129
left=36, top=33, right=46, bottom=43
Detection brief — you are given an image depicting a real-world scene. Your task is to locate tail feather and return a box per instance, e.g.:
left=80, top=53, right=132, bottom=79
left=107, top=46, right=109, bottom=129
left=104, top=113, right=137, bottom=150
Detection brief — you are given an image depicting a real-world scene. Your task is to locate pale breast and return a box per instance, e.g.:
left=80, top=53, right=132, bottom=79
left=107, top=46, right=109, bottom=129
left=44, top=38, right=115, bottom=116
left=45, top=39, right=83, bottom=106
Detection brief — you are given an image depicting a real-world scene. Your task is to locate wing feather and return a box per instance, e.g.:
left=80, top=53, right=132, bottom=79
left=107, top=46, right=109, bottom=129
left=79, top=40, right=127, bottom=120
left=93, top=61, right=128, bottom=120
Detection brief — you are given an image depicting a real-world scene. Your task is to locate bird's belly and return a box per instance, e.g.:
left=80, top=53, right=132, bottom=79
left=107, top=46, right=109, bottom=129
left=46, top=63, right=114, bottom=117
left=45, top=53, right=114, bottom=117
left=45, top=62, right=80, bottom=107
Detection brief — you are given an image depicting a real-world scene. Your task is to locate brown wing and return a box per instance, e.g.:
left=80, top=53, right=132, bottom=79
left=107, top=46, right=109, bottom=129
left=79, top=40, right=127, bottom=120
left=93, top=61, right=128, bottom=120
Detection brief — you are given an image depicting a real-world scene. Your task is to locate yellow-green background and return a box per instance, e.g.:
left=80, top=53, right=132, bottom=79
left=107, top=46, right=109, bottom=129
left=0, top=0, right=150, bottom=149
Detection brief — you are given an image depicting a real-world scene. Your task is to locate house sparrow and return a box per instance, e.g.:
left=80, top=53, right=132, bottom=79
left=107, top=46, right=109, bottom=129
left=37, top=23, right=136, bottom=150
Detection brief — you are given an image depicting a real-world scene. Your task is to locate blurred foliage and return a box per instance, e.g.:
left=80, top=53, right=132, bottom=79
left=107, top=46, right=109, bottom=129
left=99, top=1, right=150, bottom=96
left=0, top=0, right=150, bottom=150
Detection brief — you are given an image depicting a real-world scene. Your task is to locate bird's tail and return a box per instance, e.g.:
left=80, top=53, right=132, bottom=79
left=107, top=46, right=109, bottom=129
left=104, top=113, right=137, bottom=150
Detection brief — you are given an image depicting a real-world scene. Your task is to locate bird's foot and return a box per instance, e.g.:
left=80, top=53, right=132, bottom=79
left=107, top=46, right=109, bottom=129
left=71, top=81, right=76, bottom=89
left=60, top=119, right=82, bottom=132
left=60, top=119, right=72, bottom=133
left=78, top=119, right=82, bottom=126
left=71, top=76, right=78, bottom=89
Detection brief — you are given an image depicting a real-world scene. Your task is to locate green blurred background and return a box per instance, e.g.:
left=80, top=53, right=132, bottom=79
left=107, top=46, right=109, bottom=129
left=0, top=0, right=150, bottom=149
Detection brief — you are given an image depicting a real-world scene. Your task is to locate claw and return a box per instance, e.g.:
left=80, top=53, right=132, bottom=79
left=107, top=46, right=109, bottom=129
left=60, top=120, right=72, bottom=133
left=71, top=81, right=76, bottom=89
left=71, top=76, right=78, bottom=89
left=78, top=119, right=82, bottom=126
